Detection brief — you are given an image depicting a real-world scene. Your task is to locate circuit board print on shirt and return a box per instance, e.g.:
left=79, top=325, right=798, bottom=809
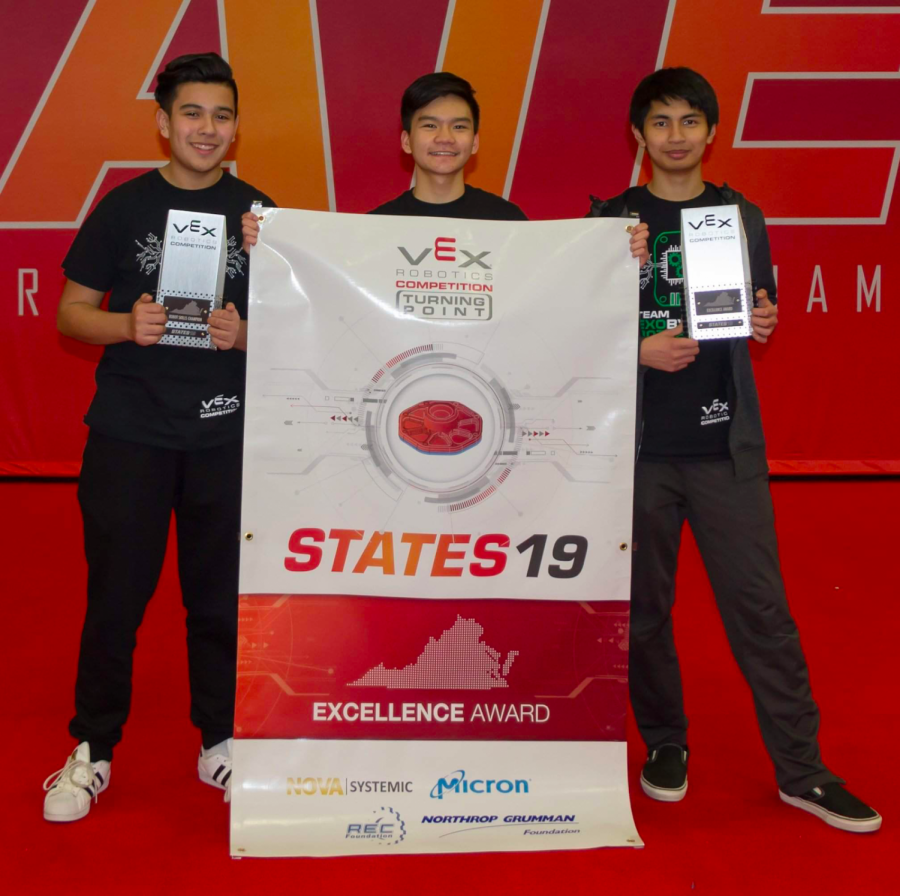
left=653, top=231, right=683, bottom=308
left=640, top=231, right=684, bottom=338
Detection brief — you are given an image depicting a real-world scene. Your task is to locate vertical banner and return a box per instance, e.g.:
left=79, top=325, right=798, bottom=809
left=233, top=211, right=641, bottom=856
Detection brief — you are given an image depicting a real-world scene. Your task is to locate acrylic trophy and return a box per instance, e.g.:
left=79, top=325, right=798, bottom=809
left=155, top=209, right=227, bottom=349
left=680, top=204, right=753, bottom=341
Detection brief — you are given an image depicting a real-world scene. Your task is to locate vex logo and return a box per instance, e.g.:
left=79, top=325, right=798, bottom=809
left=687, top=214, right=732, bottom=230
left=199, top=394, right=240, bottom=419
left=173, top=219, right=217, bottom=237
left=700, top=398, right=731, bottom=427
left=701, top=398, right=728, bottom=416
left=398, top=237, right=491, bottom=269
left=429, top=769, right=528, bottom=800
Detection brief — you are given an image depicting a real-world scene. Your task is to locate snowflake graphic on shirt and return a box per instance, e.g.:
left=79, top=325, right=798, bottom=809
left=135, top=233, right=162, bottom=274
left=225, top=236, right=246, bottom=279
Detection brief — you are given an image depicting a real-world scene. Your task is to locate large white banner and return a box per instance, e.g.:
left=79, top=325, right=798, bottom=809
left=233, top=210, right=641, bottom=857
left=239, top=211, right=638, bottom=601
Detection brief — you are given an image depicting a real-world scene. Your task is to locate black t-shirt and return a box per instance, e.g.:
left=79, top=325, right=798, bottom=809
left=633, top=184, right=733, bottom=461
left=63, top=169, right=276, bottom=450
left=369, top=184, right=528, bottom=220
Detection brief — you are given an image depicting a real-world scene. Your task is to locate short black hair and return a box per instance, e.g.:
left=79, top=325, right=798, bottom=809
left=154, top=52, right=238, bottom=115
left=401, top=72, right=480, bottom=133
left=629, top=67, right=718, bottom=133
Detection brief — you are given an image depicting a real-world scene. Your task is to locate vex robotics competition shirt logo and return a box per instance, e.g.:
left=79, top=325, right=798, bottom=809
left=200, top=394, right=240, bottom=419
left=395, top=237, right=493, bottom=320
left=429, top=769, right=529, bottom=800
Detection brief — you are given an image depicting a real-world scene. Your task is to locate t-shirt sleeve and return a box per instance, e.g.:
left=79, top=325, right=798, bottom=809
left=367, top=196, right=403, bottom=215
left=748, top=205, right=777, bottom=305
left=62, top=194, right=122, bottom=293
left=508, top=202, right=528, bottom=221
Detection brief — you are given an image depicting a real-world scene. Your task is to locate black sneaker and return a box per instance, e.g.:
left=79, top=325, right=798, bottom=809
left=779, top=783, right=882, bottom=833
left=640, top=744, right=688, bottom=802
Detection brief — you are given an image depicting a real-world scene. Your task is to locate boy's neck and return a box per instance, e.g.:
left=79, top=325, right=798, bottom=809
left=645, top=166, right=706, bottom=202
left=159, top=160, right=224, bottom=191
left=412, top=169, right=466, bottom=204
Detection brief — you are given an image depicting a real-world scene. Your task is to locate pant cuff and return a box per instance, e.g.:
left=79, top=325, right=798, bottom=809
left=778, top=770, right=844, bottom=796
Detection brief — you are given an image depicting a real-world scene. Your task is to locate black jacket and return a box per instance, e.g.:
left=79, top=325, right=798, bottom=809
left=588, top=183, right=776, bottom=480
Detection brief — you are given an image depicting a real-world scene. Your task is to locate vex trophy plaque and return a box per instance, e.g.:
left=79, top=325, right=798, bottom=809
left=681, top=204, right=753, bottom=341
left=155, top=209, right=227, bottom=349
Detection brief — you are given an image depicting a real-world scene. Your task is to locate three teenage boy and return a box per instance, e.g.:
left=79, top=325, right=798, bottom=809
left=44, top=53, right=275, bottom=822
left=50, top=56, right=879, bottom=835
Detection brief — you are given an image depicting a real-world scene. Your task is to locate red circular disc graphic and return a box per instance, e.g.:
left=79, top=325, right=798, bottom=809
left=398, top=400, right=483, bottom=454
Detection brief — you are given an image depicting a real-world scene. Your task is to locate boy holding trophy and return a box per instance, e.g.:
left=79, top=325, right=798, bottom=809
left=589, top=67, right=879, bottom=832
left=44, top=53, right=274, bottom=822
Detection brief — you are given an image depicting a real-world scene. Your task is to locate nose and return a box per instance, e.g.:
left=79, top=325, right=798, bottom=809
left=198, top=114, right=216, bottom=134
left=435, top=124, right=455, bottom=143
left=668, top=124, right=686, bottom=143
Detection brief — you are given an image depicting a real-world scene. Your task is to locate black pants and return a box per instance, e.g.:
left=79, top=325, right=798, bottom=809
left=630, top=459, right=841, bottom=795
left=70, top=431, right=242, bottom=761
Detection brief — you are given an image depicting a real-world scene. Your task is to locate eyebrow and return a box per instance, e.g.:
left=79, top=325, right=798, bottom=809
left=416, top=115, right=472, bottom=124
left=177, top=102, right=235, bottom=114
left=648, top=111, right=702, bottom=121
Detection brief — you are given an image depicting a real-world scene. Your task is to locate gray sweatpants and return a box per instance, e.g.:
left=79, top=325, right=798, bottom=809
left=629, top=459, right=841, bottom=795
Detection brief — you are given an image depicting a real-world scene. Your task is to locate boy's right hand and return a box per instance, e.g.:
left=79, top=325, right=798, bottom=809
left=242, top=212, right=261, bottom=253
left=130, top=293, right=167, bottom=345
left=639, top=324, right=699, bottom=372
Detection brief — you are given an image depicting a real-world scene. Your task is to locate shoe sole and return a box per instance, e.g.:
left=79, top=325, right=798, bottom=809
left=44, top=804, right=91, bottom=823
left=779, top=790, right=882, bottom=833
left=641, top=772, right=687, bottom=802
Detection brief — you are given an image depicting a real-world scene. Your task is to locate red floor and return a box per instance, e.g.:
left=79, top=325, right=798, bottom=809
left=1, top=479, right=896, bottom=895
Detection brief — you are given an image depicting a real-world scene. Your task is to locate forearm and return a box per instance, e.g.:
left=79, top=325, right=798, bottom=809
left=57, top=302, right=132, bottom=345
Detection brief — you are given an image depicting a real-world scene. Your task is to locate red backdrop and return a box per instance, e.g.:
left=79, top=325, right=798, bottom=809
left=1, top=0, right=897, bottom=475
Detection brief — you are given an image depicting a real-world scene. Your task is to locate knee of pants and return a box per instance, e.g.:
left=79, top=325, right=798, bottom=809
left=725, top=586, right=799, bottom=641
left=185, top=609, right=238, bottom=639
left=628, top=612, right=675, bottom=648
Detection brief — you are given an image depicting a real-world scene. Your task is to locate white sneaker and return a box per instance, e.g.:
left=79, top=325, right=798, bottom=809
left=198, top=738, right=232, bottom=802
left=43, top=743, right=110, bottom=823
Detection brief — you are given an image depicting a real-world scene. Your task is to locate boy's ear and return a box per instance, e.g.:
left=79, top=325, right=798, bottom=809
left=471, top=132, right=479, bottom=156
left=707, top=123, right=717, bottom=144
left=631, top=124, right=646, bottom=147
left=156, top=107, right=170, bottom=139
left=400, top=130, right=412, bottom=155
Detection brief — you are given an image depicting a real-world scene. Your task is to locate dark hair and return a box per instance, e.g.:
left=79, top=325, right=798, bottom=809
left=401, top=72, right=480, bottom=133
left=154, top=52, right=238, bottom=115
left=629, top=67, right=718, bottom=133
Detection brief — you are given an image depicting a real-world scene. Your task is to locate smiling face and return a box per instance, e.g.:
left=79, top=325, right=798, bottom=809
left=401, top=94, right=479, bottom=180
left=156, top=81, right=238, bottom=186
left=633, top=97, right=715, bottom=174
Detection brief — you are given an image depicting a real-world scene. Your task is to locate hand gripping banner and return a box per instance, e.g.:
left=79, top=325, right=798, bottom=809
left=232, top=210, right=642, bottom=856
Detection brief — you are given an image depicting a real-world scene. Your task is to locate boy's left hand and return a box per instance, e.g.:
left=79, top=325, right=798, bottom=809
left=751, top=289, right=778, bottom=343
left=627, top=222, right=649, bottom=266
left=209, top=302, right=240, bottom=350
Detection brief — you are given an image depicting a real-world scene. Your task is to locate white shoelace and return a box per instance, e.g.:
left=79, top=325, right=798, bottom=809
left=43, top=759, right=98, bottom=801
